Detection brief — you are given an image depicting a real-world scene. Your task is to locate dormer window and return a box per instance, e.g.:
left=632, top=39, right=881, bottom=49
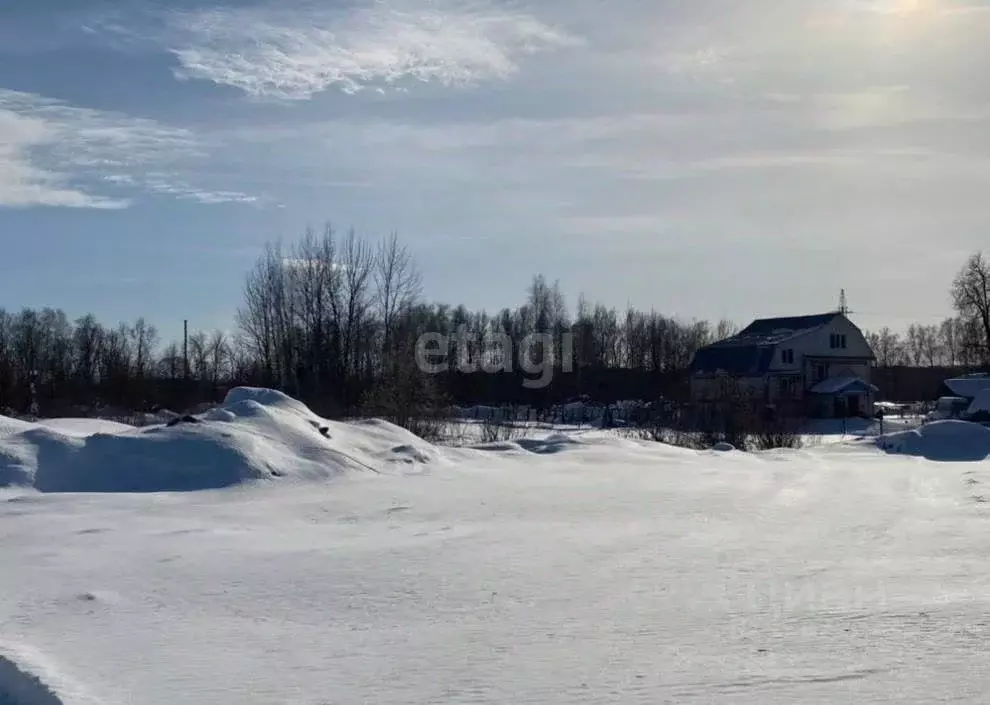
left=829, top=333, right=848, bottom=350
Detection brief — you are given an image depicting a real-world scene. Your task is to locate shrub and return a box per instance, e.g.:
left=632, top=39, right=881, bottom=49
left=361, top=352, right=450, bottom=442
left=479, top=417, right=523, bottom=444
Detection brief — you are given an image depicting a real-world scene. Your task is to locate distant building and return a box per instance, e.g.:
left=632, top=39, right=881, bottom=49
left=690, top=312, right=877, bottom=419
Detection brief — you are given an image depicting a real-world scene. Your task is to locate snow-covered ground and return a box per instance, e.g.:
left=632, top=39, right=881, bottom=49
left=3, top=390, right=990, bottom=704
left=438, top=414, right=927, bottom=449
left=799, top=415, right=925, bottom=445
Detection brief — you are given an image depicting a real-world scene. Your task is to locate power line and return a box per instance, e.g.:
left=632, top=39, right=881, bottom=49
left=833, top=291, right=954, bottom=322
left=854, top=311, right=954, bottom=322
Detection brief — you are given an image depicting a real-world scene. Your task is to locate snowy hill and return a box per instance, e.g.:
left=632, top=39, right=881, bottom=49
left=0, top=387, right=438, bottom=493
left=879, top=419, right=990, bottom=461
left=3, top=391, right=990, bottom=703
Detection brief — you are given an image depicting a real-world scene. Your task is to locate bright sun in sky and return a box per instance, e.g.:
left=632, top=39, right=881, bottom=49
left=842, top=0, right=944, bottom=43
left=853, top=0, right=933, bottom=15
left=892, top=0, right=927, bottom=12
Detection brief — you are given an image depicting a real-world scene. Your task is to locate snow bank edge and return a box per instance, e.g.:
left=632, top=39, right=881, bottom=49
left=0, top=652, right=65, bottom=705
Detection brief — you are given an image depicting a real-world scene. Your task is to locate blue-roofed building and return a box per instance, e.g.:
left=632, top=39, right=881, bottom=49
left=690, top=312, right=877, bottom=418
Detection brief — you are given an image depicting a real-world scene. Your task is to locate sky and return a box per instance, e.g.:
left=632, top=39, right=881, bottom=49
left=2, top=0, right=988, bottom=341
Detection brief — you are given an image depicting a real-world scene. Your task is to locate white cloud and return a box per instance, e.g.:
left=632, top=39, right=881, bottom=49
left=141, top=173, right=258, bottom=205
left=0, top=90, right=257, bottom=209
left=0, top=109, right=128, bottom=209
left=162, top=0, right=578, bottom=100
left=845, top=0, right=990, bottom=16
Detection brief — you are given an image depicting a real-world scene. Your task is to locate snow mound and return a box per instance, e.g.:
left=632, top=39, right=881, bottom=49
left=467, top=433, right=585, bottom=455
left=35, top=418, right=136, bottom=437
left=879, top=420, right=990, bottom=461
left=515, top=434, right=585, bottom=455
left=0, top=388, right=438, bottom=493
left=222, top=386, right=310, bottom=413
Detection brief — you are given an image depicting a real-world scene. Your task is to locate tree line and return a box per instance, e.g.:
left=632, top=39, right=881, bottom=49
left=864, top=252, right=990, bottom=370
left=866, top=320, right=977, bottom=369
left=2, top=226, right=990, bottom=417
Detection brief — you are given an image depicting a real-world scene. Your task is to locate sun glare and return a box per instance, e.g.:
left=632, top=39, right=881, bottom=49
left=852, top=0, right=943, bottom=43
left=876, top=0, right=932, bottom=16
left=895, top=0, right=925, bottom=12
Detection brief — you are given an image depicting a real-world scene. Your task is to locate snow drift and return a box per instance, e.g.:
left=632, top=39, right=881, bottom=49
left=0, top=388, right=438, bottom=493
left=879, top=419, right=990, bottom=461
left=0, top=644, right=96, bottom=705
left=6, top=423, right=990, bottom=705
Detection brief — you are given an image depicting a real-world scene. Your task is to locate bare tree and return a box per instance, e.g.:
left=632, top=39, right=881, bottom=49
left=952, top=252, right=990, bottom=365
left=918, top=324, right=942, bottom=367
left=906, top=324, right=925, bottom=367
left=188, top=331, right=209, bottom=382
left=289, top=226, right=342, bottom=396
left=100, top=324, right=133, bottom=387
left=130, top=318, right=158, bottom=379
left=905, top=323, right=941, bottom=367
left=374, top=231, right=422, bottom=356
left=40, top=309, right=72, bottom=384
left=237, top=242, right=289, bottom=387
left=866, top=328, right=904, bottom=367
left=940, top=317, right=961, bottom=367
left=73, top=314, right=103, bottom=385
left=12, top=309, right=42, bottom=380
left=959, top=317, right=987, bottom=366
left=158, top=342, right=183, bottom=381
left=340, top=229, right=374, bottom=387
left=0, top=310, right=12, bottom=407
left=207, top=330, right=231, bottom=389
left=714, top=318, right=738, bottom=341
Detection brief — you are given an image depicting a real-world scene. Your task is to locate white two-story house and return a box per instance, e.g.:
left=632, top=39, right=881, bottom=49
left=690, top=312, right=878, bottom=418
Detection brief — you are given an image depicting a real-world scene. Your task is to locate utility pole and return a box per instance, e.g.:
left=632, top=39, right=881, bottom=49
left=183, top=319, right=189, bottom=380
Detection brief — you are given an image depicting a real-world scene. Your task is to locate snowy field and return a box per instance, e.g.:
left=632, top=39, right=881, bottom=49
left=436, top=415, right=926, bottom=449
left=3, top=389, right=990, bottom=704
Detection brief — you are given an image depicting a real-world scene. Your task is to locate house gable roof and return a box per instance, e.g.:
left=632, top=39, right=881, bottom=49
left=809, top=376, right=878, bottom=395
left=690, top=344, right=778, bottom=376
left=737, top=312, right=841, bottom=342
left=690, top=312, right=843, bottom=376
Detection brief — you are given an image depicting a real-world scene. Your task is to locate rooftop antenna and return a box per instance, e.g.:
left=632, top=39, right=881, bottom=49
left=837, top=289, right=851, bottom=316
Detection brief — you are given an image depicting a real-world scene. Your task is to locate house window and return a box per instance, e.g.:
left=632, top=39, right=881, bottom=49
left=829, top=334, right=848, bottom=350
left=778, top=377, right=796, bottom=397
left=813, top=363, right=828, bottom=382
left=781, top=349, right=794, bottom=365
